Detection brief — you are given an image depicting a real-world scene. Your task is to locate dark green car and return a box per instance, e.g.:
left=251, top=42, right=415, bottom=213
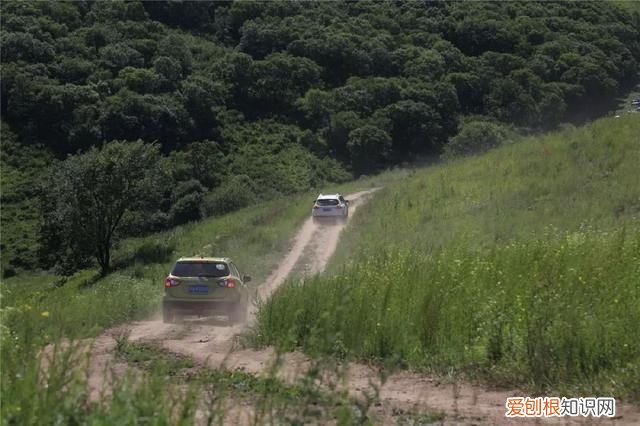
left=162, top=257, right=251, bottom=324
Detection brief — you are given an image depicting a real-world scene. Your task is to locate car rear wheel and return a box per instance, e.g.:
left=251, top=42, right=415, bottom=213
left=230, top=299, right=248, bottom=324
left=163, top=305, right=175, bottom=324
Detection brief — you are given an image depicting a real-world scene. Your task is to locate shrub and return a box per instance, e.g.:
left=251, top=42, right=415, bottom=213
left=203, top=175, right=258, bottom=216
left=169, top=179, right=206, bottom=225
left=442, top=121, right=509, bottom=159
left=133, top=237, right=176, bottom=264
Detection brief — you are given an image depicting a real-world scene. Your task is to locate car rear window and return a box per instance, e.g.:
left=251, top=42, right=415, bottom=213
left=171, top=261, right=229, bottom=277
left=316, top=199, right=339, bottom=206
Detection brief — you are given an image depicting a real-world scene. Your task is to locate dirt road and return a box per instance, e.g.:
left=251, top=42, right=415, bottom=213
left=122, top=189, right=378, bottom=369
left=95, top=188, right=640, bottom=425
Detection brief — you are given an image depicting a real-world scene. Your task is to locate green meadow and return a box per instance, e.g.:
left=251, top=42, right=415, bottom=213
left=255, top=115, right=640, bottom=399
left=2, top=116, right=639, bottom=424
left=1, top=175, right=401, bottom=424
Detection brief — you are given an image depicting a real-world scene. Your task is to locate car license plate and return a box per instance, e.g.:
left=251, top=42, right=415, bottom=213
left=188, top=285, right=209, bottom=294
left=323, top=208, right=331, bottom=212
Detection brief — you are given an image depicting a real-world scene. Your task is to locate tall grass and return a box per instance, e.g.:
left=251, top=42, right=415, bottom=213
left=1, top=173, right=399, bottom=424
left=331, top=115, right=640, bottom=268
left=256, top=115, right=640, bottom=399
left=257, top=228, right=640, bottom=397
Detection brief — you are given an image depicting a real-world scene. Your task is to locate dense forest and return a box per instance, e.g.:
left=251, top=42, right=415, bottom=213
left=1, top=1, right=639, bottom=275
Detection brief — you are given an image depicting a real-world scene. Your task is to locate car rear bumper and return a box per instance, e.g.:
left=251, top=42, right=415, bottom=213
left=312, top=210, right=347, bottom=217
left=163, top=298, right=240, bottom=314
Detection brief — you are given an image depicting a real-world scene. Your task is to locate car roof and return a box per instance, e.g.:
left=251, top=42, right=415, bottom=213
left=176, top=257, right=230, bottom=263
left=316, top=193, right=341, bottom=200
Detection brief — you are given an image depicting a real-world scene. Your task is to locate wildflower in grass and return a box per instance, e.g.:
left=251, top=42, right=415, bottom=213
left=41, top=311, right=50, bottom=318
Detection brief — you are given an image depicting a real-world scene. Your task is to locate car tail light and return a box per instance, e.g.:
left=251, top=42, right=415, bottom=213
left=313, top=205, right=319, bottom=209
left=219, top=278, right=236, bottom=288
left=164, top=277, right=180, bottom=288
left=336, top=205, right=343, bottom=209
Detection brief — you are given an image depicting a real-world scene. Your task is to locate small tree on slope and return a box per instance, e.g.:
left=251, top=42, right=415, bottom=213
left=39, top=140, right=165, bottom=276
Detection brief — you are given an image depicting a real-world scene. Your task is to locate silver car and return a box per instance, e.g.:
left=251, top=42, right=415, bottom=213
left=312, top=193, right=349, bottom=222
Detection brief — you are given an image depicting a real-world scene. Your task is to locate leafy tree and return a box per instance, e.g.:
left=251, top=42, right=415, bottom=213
left=100, top=43, right=144, bottom=71
left=375, top=100, right=443, bottom=156
left=39, top=140, right=166, bottom=275
left=325, top=111, right=364, bottom=159
left=166, top=140, right=227, bottom=189
left=169, top=179, right=206, bottom=225
left=99, top=92, right=192, bottom=149
left=143, top=1, right=213, bottom=30
left=188, top=140, right=227, bottom=188
left=157, top=34, right=193, bottom=75
left=181, top=75, right=228, bottom=139
left=249, top=52, right=323, bottom=114
left=403, top=49, right=446, bottom=80
left=334, top=77, right=402, bottom=115
left=446, top=72, right=484, bottom=114
left=153, top=56, right=182, bottom=90
left=115, top=66, right=159, bottom=93
left=203, top=174, right=258, bottom=216
left=0, top=31, right=55, bottom=63
left=52, top=57, right=96, bottom=84
left=214, top=51, right=255, bottom=112
left=347, top=125, right=392, bottom=175
left=239, top=18, right=290, bottom=59
left=296, top=88, right=336, bottom=129
left=2, top=0, right=640, bottom=272
left=442, top=120, right=509, bottom=159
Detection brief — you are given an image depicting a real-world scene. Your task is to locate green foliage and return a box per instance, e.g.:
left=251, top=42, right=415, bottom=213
left=256, top=115, right=640, bottom=398
left=169, top=179, right=206, bottom=225
left=130, top=237, right=176, bottom=265
left=2, top=0, right=640, bottom=270
left=442, top=121, right=510, bottom=159
left=1, top=187, right=359, bottom=424
left=39, top=140, right=166, bottom=275
left=203, top=174, right=259, bottom=216
left=1, top=0, right=638, bottom=160
left=333, top=116, right=640, bottom=256
left=0, top=186, right=341, bottom=423
left=221, top=120, right=350, bottom=195
left=0, top=122, right=50, bottom=276
left=258, top=231, right=640, bottom=398
left=347, top=125, right=392, bottom=175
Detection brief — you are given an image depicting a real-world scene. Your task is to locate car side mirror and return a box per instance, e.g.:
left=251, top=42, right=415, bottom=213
left=243, top=275, right=252, bottom=283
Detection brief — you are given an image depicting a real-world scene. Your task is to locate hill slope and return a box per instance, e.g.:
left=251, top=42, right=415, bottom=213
left=2, top=0, right=640, bottom=275
left=256, top=115, right=640, bottom=399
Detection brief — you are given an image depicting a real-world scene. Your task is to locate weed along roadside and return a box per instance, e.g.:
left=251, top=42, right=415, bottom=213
left=1, top=186, right=395, bottom=424
left=4, top=0, right=640, bottom=423
left=252, top=116, right=640, bottom=421
left=3, top=117, right=640, bottom=424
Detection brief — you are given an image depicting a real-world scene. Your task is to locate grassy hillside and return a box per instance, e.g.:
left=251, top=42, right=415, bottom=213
left=255, top=115, right=640, bottom=399
left=2, top=177, right=380, bottom=340
left=3, top=0, right=640, bottom=275
left=331, top=116, right=639, bottom=258
left=1, top=171, right=402, bottom=423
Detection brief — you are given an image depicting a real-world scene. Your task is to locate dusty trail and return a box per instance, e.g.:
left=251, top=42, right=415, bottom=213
left=116, top=190, right=378, bottom=372
left=92, top=188, right=640, bottom=425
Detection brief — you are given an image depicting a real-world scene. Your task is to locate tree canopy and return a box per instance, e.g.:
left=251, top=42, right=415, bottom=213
left=39, top=141, right=166, bottom=275
left=2, top=0, right=639, bottom=274
left=2, top=1, right=638, bottom=161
